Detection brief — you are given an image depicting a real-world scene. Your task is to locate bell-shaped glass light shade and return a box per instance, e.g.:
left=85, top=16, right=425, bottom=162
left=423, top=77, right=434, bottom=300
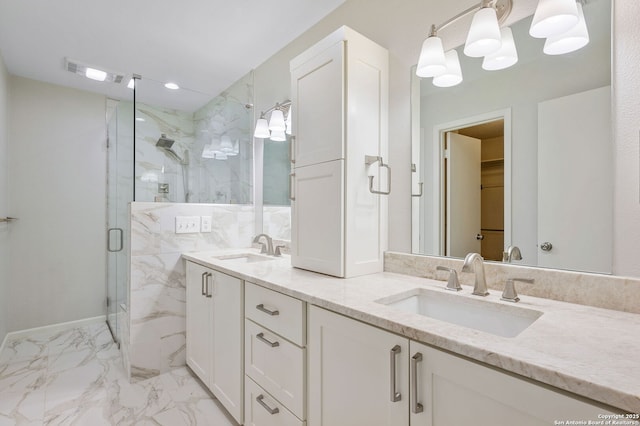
left=285, top=108, right=292, bottom=135
left=543, top=2, right=589, bottom=55
left=270, top=130, right=287, bottom=142
left=464, top=7, right=502, bottom=58
left=202, top=144, right=216, bottom=159
left=268, top=109, right=286, bottom=131
left=254, top=118, right=270, bottom=138
left=433, top=50, right=463, bottom=88
left=482, top=27, right=519, bottom=70
left=214, top=152, right=228, bottom=160
left=416, top=35, right=447, bottom=78
left=529, top=0, right=578, bottom=38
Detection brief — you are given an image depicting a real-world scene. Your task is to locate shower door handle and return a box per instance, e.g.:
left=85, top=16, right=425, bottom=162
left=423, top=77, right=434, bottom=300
left=107, top=228, right=124, bottom=253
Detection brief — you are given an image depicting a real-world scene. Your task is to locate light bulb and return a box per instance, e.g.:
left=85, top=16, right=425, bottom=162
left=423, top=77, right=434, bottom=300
left=254, top=118, right=271, bottom=138
left=268, top=109, right=286, bottom=131
left=464, top=7, right=502, bottom=58
left=433, top=50, right=463, bottom=88
left=416, top=34, right=447, bottom=78
left=543, top=2, right=589, bottom=55
left=530, top=0, right=579, bottom=38
left=483, top=27, right=519, bottom=71
left=270, top=130, right=287, bottom=142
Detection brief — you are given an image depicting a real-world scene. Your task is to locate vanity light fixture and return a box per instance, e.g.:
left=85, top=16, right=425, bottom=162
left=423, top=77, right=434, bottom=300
left=416, top=0, right=589, bottom=88
left=253, top=100, right=292, bottom=141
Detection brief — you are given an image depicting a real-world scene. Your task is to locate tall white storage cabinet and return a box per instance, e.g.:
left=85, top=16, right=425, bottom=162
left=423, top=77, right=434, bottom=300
left=290, top=26, right=389, bottom=278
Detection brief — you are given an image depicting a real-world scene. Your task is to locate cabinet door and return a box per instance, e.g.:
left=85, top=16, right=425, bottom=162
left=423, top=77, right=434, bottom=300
left=409, top=341, right=614, bottom=425
left=291, top=160, right=344, bottom=277
left=211, top=270, right=244, bottom=424
left=308, top=306, right=409, bottom=426
left=185, top=261, right=212, bottom=384
left=291, top=40, right=344, bottom=168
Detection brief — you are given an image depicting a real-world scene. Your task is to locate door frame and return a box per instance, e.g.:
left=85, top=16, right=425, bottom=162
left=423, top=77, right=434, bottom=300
left=431, top=108, right=512, bottom=256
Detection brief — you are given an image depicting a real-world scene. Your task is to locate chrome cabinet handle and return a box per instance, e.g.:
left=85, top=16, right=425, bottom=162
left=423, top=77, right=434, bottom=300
left=205, top=273, right=213, bottom=298
left=201, top=272, right=207, bottom=296
left=289, top=173, right=296, bottom=201
left=389, top=345, right=402, bottom=402
left=476, top=233, right=484, bottom=240
left=540, top=242, right=553, bottom=251
left=256, top=304, right=279, bottom=316
left=256, top=332, right=280, bottom=348
left=411, top=352, right=424, bottom=414
left=290, top=135, right=296, bottom=164
left=365, top=155, right=391, bottom=195
left=412, top=182, right=424, bottom=197
left=256, top=395, right=280, bottom=415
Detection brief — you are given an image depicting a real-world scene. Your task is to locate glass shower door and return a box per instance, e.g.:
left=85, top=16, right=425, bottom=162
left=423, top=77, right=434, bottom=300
left=106, top=99, right=133, bottom=346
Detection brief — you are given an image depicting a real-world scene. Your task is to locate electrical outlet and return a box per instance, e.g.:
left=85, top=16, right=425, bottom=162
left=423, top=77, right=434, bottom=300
left=201, top=216, right=212, bottom=233
left=175, top=216, right=201, bottom=234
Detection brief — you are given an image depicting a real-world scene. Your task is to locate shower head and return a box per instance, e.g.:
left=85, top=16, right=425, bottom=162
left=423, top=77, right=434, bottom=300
left=156, top=134, right=189, bottom=165
left=156, top=134, right=175, bottom=148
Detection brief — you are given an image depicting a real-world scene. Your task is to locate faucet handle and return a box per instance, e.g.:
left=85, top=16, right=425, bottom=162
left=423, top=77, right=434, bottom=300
left=501, top=278, right=535, bottom=303
left=274, top=245, right=286, bottom=257
left=436, top=266, right=462, bottom=292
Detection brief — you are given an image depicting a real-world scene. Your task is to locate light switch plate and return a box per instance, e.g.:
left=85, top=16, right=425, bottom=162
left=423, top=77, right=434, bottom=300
left=175, top=216, right=201, bottom=234
left=201, top=216, right=212, bottom=233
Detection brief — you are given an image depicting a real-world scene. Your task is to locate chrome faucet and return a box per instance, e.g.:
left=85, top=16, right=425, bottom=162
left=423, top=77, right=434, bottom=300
left=461, top=253, right=489, bottom=296
left=252, top=234, right=274, bottom=256
left=502, top=245, right=522, bottom=263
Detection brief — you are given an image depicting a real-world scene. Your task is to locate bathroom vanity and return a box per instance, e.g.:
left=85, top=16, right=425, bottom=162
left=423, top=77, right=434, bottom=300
left=183, top=249, right=639, bottom=426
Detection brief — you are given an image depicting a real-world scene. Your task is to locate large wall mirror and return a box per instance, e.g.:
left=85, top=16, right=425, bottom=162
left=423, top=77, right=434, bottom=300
left=411, top=0, right=612, bottom=274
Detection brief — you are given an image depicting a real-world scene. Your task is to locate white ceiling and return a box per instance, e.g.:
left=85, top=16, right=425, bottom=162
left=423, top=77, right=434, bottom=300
left=0, top=0, right=347, bottom=111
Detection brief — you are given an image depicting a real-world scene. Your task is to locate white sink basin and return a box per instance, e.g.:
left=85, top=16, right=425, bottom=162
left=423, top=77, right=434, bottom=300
left=212, top=253, right=276, bottom=264
left=377, top=288, right=542, bottom=338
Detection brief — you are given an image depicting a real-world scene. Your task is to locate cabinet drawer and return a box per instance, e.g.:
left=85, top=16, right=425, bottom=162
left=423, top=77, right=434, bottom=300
left=245, top=319, right=306, bottom=419
left=245, top=282, right=306, bottom=346
left=245, top=376, right=304, bottom=426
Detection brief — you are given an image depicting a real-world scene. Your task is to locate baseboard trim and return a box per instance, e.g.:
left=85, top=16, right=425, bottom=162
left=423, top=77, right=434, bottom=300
left=0, top=315, right=107, bottom=352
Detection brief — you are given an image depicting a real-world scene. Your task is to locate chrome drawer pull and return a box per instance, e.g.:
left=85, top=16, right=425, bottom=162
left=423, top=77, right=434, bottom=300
left=256, top=303, right=279, bottom=316
left=256, top=332, right=280, bottom=348
left=256, top=394, right=280, bottom=415
left=411, top=352, right=424, bottom=414
left=201, top=272, right=207, bottom=296
left=205, top=273, right=213, bottom=298
left=390, top=345, right=402, bottom=402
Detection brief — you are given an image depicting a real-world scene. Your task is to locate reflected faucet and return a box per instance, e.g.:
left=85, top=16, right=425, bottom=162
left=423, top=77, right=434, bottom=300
left=502, top=246, right=522, bottom=263
left=253, top=234, right=274, bottom=256
left=461, top=253, right=489, bottom=296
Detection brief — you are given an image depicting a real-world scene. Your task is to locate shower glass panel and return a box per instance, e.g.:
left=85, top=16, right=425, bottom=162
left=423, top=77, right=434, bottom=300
left=106, top=99, right=134, bottom=346
left=133, top=74, right=253, bottom=203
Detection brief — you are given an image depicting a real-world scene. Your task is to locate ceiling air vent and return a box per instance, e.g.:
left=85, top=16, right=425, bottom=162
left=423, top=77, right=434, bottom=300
left=65, top=58, right=124, bottom=84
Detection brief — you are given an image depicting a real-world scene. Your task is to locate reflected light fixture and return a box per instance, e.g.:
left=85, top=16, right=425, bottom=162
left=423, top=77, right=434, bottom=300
left=543, top=2, right=589, bottom=55
left=253, top=100, right=292, bottom=141
left=416, top=0, right=590, bottom=88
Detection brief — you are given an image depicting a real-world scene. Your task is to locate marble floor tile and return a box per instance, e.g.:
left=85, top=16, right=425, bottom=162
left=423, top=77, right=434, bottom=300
left=0, top=323, right=237, bottom=426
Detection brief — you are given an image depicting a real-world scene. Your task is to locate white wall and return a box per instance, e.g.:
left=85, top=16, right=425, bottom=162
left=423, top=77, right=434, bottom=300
left=0, top=53, right=9, bottom=343
left=7, top=76, right=106, bottom=331
left=613, top=1, right=640, bottom=277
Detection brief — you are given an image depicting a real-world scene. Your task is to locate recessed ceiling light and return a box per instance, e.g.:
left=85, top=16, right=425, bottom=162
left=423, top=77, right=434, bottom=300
left=164, top=82, right=180, bottom=90
left=85, top=67, right=107, bottom=82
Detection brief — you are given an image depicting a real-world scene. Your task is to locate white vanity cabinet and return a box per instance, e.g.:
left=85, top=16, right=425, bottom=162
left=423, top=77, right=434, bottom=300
left=244, top=282, right=307, bottom=426
left=307, top=305, right=409, bottom=426
left=289, top=25, right=389, bottom=278
left=308, top=306, right=615, bottom=426
left=185, top=261, right=244, bottom=424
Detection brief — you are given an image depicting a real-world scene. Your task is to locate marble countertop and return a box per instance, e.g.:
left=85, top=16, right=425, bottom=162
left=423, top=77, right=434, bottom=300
left=183, top=249, right=640, bottom=413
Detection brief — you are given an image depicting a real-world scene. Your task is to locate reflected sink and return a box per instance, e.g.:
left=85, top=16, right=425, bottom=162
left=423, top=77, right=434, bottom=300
left=212, top=253, right=276, bottom=264
left=376, top=288, right=542, bottom=338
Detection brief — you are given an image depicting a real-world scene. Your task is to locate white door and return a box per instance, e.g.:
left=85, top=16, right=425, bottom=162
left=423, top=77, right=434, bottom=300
left=308, top=306, right=409, bottom=426
left=210, top=270, right=244, bottom=424
left=290, top=40, right=344, bottom=168
left=291, top=160, right=344, bottom=277
left=446, top=132, right=481, bottom=258
left=538, top=86, right=612, bottom=273
left=185, top=261, right=212, bottom=384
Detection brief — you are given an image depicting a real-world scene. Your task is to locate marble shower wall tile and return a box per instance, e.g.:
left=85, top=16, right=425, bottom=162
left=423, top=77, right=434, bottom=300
left=126, top=202, right=255, bottom=382
left=384, top=252, right=640, bottom=314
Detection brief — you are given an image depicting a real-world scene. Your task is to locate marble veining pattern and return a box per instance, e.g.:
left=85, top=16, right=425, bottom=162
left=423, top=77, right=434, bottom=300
left=183, top=249, right=640, bottom=413
left=126, top=202, right=255, bottom=382
left=0, top=322, right=235, bottom=425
